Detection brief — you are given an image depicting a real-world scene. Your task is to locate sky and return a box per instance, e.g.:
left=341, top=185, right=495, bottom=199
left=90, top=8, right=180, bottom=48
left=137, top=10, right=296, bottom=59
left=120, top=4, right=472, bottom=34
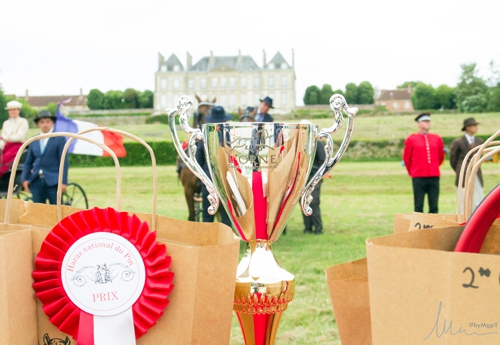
left=0, top=0, right=498, bottom=105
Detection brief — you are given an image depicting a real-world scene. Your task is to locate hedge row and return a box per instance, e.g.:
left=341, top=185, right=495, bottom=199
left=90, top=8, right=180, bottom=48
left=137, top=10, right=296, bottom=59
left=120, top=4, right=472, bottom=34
left=68, top=134, right=494, bottom=167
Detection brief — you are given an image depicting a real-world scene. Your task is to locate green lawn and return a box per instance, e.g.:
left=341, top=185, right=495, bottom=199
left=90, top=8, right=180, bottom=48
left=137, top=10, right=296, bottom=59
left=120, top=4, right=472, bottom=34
left=66, top=161, right=500, bottom=344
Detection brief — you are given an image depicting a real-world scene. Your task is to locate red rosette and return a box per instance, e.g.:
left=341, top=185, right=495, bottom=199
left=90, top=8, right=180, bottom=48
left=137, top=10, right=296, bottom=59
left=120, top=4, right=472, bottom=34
left=32, top=207, right=174, bottom=341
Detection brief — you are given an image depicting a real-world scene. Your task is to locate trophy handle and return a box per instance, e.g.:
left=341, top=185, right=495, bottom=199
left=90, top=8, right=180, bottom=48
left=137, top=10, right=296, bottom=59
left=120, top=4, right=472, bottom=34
left=300, top=94, right=357, bottom=216
left=167, top=95, right=219, bottom=215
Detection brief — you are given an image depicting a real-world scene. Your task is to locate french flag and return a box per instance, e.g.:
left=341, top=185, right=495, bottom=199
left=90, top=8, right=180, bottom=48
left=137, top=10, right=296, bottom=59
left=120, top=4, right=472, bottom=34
left=54, top=103, right=126, bottom=157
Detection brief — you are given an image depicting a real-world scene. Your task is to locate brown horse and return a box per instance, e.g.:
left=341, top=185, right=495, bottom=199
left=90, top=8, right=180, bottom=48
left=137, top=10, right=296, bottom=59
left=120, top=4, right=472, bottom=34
left=178, top=95, right=215, bottom=221
left=237, top=106, right=257, bottom=122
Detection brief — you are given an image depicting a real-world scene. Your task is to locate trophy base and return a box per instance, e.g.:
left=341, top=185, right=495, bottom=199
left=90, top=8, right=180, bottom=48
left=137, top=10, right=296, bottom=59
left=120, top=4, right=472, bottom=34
left=233, top=241, right=295, bottom=345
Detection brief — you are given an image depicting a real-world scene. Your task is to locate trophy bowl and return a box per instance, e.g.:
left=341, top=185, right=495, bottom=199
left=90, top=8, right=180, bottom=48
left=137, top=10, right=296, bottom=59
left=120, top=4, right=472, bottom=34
left=168, top=95, right=356, bottom=345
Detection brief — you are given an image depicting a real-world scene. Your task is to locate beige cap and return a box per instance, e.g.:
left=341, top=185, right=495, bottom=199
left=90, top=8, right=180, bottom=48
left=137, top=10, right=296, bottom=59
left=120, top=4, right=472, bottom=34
left=4, top=100, right=23, bottom=110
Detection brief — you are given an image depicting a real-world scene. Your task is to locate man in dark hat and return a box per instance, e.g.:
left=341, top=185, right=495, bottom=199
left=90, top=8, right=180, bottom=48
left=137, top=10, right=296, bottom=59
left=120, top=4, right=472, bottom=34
left=403, top=113, right=444, bottom=213
left=254, top=96, right=274, bottom=122
left=195, top=106, right=232, bottom=227
left=21, top=110, right=69, bottom=204
left=450, top=117, right=484, bottom=212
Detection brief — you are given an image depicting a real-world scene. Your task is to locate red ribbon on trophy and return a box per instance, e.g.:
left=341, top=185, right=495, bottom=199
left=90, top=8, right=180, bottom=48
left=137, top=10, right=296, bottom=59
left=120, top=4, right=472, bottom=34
left=33, top=207, right=174, bottom=344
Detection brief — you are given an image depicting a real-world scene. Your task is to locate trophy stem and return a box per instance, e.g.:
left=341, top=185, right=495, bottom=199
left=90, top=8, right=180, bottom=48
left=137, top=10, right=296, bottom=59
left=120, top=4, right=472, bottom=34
left=233, top=241, right=295, bottom=345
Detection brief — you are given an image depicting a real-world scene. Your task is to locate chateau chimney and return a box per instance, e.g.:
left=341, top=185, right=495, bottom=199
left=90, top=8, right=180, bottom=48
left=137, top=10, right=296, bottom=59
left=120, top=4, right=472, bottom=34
left=209, top=50, right=215, bottom=69
left=158, top=52, right=165, bottom=70
left=407, top=85, right=413, bottom=94
left=80, top=88, right=83, bottom=97
left=237, top=49, right=242, bottom=67
left=186, top=51, right=192, bottom=69
left=25, top=89, right=29, bottom=101
left=263, top=49, right=266, bottom=68
left=292, top=49, right=295, bottom=68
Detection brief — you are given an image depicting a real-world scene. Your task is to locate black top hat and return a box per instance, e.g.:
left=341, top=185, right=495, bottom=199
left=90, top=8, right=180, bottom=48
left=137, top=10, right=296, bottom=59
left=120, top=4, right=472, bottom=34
left=461, top=117, right=479, bottom=131
left=34, top=110, right=57, bottom=123
left=205, top=106, right=232, bottom=123
left=259, top=96, right=274, bottom=109
left=414, top=112, right=431, bottom=122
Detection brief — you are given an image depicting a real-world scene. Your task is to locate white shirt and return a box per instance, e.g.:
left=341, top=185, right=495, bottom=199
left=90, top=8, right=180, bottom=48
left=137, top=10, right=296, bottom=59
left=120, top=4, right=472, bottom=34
left=0, top=116, right=29, bottom=149
left=465, top=133, right=475, bottom=146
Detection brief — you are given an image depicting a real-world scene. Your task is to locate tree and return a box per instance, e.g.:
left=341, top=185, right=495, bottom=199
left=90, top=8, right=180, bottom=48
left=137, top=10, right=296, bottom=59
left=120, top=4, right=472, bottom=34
left=0, top=85, right=7, bottom=124
left=435, top=84, right=455, bottom=109
left=344, top=83, right=358, bottom=104
left=411, top=83, right=438, bottom=110
left=103, top=90, right=125, bottom=109
left=123, top=88, right=138, bottom=109
left=357, top=81, right=374, bottom=104
left=397, top=81, right=420, bottom=89
left=303, top=85, right=321, bottom=105
left=461, top=94, right=488, bottom=113
left=138, top=90, right=154, bottom=108
left=488, top=82, right=500, bottom=112
left=87, top=89, right=105, bottom=110
left=46, top=102, right=58, bottom=115
left=320, top=84, right=334, bottom=104
left=455, top=63, right=488, bottom=112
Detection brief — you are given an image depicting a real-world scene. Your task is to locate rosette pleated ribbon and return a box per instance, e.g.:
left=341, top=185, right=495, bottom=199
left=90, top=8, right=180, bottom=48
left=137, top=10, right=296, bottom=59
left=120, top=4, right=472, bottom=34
left=32, top=207, right=174, bottom=344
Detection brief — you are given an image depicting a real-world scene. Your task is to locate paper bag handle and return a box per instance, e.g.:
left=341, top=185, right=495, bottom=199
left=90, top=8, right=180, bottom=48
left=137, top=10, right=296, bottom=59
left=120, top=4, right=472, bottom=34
left=5, top=132, right=119, bottom=224
left=454, top=183, right=500, bottom=253
left=61, top=127, right=158, bottom=229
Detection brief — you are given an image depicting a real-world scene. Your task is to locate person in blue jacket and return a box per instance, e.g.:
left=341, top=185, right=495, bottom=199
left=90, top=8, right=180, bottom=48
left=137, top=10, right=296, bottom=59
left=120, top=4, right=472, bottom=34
left=21, top=110, right=69, bottom=204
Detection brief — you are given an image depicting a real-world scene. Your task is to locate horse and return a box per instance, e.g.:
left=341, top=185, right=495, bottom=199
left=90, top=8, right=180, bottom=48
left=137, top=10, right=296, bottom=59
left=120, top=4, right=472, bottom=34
left=177, top=95, right=215, bottom=221
left=237, top=106, right=257, bottom=122
left=43, top=333, right=71, bottom=345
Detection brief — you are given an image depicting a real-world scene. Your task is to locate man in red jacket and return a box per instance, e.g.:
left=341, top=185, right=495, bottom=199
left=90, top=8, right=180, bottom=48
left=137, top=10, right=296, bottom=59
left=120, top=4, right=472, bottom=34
left=403, top=113, right=444, bottom=213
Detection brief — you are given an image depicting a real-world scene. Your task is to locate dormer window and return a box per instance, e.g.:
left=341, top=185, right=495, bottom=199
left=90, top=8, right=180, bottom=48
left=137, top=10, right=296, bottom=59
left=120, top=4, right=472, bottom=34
left=268, top=63, right=275, bottom=70
left=173, top=65, right=180, bottom=72
left=281, top=63, right=287, bottom=69
left=161, top=65, right=167, bottom=72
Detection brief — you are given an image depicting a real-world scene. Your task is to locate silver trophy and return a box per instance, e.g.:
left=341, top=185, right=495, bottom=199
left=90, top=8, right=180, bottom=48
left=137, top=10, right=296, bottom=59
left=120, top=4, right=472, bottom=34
left=168, top=95, right=356, bottom=345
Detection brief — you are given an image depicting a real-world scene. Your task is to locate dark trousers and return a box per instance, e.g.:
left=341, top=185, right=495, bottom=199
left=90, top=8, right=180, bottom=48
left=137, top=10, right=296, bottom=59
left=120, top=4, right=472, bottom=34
left=302, top=180, right=323, bottom=233
left=201, top=185, right=232, bottom=228
left=412, top=177, right=440, bottom=213
left=30, top=177, right=58, bottom=205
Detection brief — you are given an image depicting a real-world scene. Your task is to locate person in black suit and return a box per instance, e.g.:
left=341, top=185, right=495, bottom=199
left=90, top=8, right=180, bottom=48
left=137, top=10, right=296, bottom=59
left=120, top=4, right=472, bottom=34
left=450, top=117, right=484, bottom=211
left=254, top=96, right=274, bottom=122
left=21, top=110, right=69, bottom=204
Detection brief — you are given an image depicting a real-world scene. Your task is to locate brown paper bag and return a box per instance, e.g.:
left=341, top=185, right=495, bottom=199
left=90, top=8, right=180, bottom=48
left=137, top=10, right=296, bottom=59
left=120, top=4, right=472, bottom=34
left=0, top=131, right=240, bottom=344
left=325, top=258, right=371, bottom=345
left=366, top=226, right=500, bottom=344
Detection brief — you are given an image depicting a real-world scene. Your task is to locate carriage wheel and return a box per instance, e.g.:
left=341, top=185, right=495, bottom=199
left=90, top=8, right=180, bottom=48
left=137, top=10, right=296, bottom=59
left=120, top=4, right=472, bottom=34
left=62, top=182, right=89, bottom=209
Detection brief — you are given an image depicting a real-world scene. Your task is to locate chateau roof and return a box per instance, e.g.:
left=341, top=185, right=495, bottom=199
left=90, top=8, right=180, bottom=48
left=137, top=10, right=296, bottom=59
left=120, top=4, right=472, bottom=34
left=164, top=54, right=184, bottom=71
left=377, top=89, right=412, bottom=101
left=24, top=95, right=87, bottom=107
left=189, top=55, right=260, bottom=72
left=268, top=51, right=289, bottom=68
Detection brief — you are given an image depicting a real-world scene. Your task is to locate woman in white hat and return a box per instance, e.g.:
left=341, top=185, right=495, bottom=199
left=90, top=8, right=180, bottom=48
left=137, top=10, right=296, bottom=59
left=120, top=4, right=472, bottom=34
left=1, top=100, right=29, bottom=176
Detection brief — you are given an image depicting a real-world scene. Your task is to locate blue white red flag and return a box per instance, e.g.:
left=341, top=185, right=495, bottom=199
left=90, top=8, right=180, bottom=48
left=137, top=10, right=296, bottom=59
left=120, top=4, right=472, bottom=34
left=54, top=103, right=126, bottom=157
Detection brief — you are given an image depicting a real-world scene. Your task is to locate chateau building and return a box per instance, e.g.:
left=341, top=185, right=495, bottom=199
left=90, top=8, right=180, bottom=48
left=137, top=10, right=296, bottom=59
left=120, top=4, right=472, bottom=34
left=376, top=86, right=414, bottom=111
left=153, top=50, right=296, bottom=114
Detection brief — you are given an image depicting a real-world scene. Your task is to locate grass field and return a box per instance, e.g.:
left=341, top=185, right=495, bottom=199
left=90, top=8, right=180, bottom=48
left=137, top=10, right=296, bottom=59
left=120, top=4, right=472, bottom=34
left=66, top=160, right=500, bottom=345
left=27, top=111, right=500, bottom=143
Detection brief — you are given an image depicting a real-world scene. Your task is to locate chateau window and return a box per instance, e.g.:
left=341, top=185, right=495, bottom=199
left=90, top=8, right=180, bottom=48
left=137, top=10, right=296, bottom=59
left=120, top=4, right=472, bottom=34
left=173, top=65, right=180, bottom=72
left=254, top=78, right=260, bottom=88
left=160, top=95, right=167, bottom=109
left=201, top=78, right=207, bottom=89
left=241, top=94, right=247, bottom=107
left=212, top=78, right=218, bottom=89
left=188, top=79, right=194, bottom=89
left=405, top=101, right=410, bottom=109
left=281, top=77, right=287, bottom=87
left=281, top=93, right=287, bottom=106
left=393, top=102, right=399, bottom=109
left=268, top=77, right=274, bottom=88
left=220, top=95, right=227, bottom=107
left=230, top=78, right=236, bottom=89
left=161, top=78, right=167, bottom=90
left=241, top=78, right=247, bottom=88
left=254, top=95, right=260, bottom=105
left=230, top=94, right=236, bottom=108
left=174, top=78, right=180, bottom=90
left=174, top=95, right=180, bottom=107
left=221, top=78, right=227, bottom=88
